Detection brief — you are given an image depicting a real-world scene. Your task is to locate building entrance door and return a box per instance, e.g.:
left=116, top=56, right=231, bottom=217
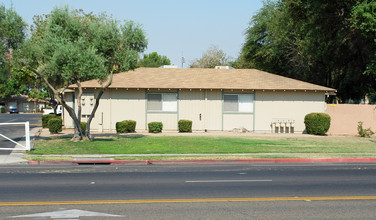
left=179, top=90, right=205, bottom=131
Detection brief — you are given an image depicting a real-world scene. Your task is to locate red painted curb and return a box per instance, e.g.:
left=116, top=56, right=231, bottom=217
left=27, top=158, right=376, bottom=165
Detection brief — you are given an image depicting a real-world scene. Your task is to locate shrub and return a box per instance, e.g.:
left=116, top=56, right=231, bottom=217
left=178, top=120, right=192, bottom=132
left=358, top=121, right=374, bottom=138
left=116, top=121, right=126, bottom=133
left=48, top=118, right=62, bottom=134
left=304, top=113, right=331, bottom=135
left=116, top=120, right=136, bottom=133
left=148, top=122, right=163, bottom=133
left=42, top=114, right=60, bottom=128
left=0, top=108, right=5, bottom=113
left=81, top=122, right=87, bottom=132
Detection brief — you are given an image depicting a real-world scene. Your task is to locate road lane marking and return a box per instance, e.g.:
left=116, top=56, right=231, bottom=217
left=1, top=196, right=376, bottom=206
left=11, top=209, right=122, bottom=218
left=185, top=180, right=272, bottom=183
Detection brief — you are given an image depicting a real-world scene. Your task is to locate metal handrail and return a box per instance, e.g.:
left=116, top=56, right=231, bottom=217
left=0, top=122, right=30, bottom=151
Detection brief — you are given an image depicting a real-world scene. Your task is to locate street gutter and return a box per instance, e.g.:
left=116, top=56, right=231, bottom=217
left=27, top=158, right=376, bottom=165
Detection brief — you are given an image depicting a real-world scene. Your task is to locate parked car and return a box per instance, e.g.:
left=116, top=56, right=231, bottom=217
left=42, top=105, right=62, bottom=115
left=8, top=105, right=19, bottom=114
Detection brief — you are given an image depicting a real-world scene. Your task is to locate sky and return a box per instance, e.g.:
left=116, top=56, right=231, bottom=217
left=3, top=0, right=264, bottom=68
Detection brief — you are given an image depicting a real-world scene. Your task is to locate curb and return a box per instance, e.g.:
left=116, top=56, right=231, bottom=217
left=28, top=158, right=376, bottom=165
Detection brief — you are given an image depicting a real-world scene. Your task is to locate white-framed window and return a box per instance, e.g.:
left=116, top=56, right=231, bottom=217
left=147, top=93, right=177, bottom=112
left=224, top=94, right=254, bottom=113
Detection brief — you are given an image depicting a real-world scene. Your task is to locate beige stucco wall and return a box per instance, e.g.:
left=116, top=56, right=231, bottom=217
left=62, top=92, right=74, bottom=129
left=179, top=90, right=205, bottom=130
left=147, top=113, right=177, bottom=130
left=109, top=89, right=146, bottom=131
left=179, top=90, right=253, bottom=131
left=223, top=114, right=253, bottom=131
left=63, top=88, right=327, bottom=133
left=63, top=89, right=146, bottom=132
left=203, top=90, right=222, bottom=131
left=327, top=104, right=376, bottom=135
left=179, top=90, right=222, bottom=131
left=254, top=91, right=326, bottom=133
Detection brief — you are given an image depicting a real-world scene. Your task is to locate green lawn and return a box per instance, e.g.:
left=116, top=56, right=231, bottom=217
left=29, top=135, right=376, bottom=155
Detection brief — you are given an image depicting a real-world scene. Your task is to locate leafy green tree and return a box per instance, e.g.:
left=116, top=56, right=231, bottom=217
left=239, top=0, right=376, bottom=102
left=21, top=6, right=147, bottom=141
left=351, top=1, right=376, bottom=96
left=138, top=52, right=171, bottom=67
left=0, top=5, right=27, bottom=99
left=190, top=45, right=232, bottom=68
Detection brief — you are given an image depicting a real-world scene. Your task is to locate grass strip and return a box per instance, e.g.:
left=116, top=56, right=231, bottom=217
left=29, top=135, right=376, bottom=155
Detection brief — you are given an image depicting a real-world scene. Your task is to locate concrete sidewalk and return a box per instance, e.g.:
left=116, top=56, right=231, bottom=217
left=0, top=127, right=41, bottom=165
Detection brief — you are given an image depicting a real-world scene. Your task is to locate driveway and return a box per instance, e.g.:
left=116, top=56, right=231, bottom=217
left=0, top=114, right=42, bottom=155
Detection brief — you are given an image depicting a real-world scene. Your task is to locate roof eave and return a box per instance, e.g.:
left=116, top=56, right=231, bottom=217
left=71, top=86, right=335, bottom=93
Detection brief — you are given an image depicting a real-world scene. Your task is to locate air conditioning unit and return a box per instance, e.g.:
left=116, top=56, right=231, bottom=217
left=214, top=66, right=234, bottom=69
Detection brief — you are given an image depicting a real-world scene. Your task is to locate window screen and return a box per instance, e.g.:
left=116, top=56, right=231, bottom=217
left=147, top=94, right=162, bottom=111
left=147, top=93, right=177, bottom=112
left=224, top=95, right=238, bottom=112
left=224, top=94, right=254, bottom=113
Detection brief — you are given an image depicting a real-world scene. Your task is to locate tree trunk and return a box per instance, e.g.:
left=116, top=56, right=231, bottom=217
left=60, top=98, right=84, bottom=142
left=85, top=71, right=114, bottom=140
left=27, top=67, right=84, bottom=141
left=74, top=80, right=84, bottom=141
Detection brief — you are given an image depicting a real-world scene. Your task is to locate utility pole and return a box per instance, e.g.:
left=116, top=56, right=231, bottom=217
left=181, top=51, right=185, bottom=68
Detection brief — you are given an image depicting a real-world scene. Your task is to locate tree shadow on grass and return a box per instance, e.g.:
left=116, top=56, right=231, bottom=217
left=37, top=133, right=146, bottom=142
left=93, top=133, right=146, bottom=139
left=90, top=134, right=147, bottom=142
left=38, top=135, right=72, bottom=141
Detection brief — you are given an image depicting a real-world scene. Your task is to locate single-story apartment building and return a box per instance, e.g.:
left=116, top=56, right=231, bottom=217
left=62, top=67, right=336, bottom=133
left=0, top=95, right=48, bottom=113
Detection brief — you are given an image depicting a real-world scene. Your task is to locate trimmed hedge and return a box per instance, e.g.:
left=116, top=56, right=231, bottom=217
left=42, top=114, right=61, bottom=128
left=48, top=118, right=62, bottom=134
left=148, top=122, right=163, bottom=133
left=116, top=120, right=136, bottom=133
left=304, top=113, right=331, bottom=135
left=178, top=120, right=192, bottom=132
left=80, top=122, right=87, bottom=132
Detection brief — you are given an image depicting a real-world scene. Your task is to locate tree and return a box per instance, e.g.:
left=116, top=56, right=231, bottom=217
left=0, top=5, right=27, bottom=99
left=138, top=52, right=171, bottom=67
left=21, top=6, right=147, bottom=141
left=190, top=45, right=232, bottom=68
left=351, top=1, right=376, bottom=102
left=238, top=0, right=376, bottom=102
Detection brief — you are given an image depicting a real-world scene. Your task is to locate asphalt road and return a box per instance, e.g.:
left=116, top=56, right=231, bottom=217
left=0, top=113, right=41, bottom=154
left=0, top=163, right=376, bottom=219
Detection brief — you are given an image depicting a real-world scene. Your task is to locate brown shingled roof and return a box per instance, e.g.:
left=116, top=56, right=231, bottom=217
left=71, top=68, right=336, bottom=92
